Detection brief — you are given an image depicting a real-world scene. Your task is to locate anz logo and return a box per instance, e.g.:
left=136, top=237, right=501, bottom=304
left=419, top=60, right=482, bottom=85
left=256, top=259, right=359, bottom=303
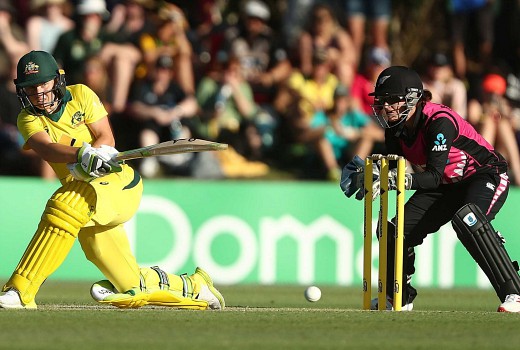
left=432, top=133, right=447, bottom=151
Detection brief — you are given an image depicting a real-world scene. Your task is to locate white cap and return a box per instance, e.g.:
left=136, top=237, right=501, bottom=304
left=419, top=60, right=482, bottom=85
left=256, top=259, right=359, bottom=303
left=76, top=0, right=109, bottom=16
left=244, top=0, right=270, bottom=21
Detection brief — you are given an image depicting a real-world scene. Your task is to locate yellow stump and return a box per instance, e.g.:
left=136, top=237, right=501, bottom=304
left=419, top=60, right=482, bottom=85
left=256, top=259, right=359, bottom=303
left=363, top=157, right=373, bottom=310
left=378, top=156, right=389, bottom=310
left=393, top=156, right=405, bottom=311
left=362, top=154, right=405, bottom=311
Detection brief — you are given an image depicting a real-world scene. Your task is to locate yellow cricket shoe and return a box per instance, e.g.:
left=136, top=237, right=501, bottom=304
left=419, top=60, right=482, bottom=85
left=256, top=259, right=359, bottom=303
left=0, top=289, right=37, bottom=310
left=192, top=267, right=225, bottom=310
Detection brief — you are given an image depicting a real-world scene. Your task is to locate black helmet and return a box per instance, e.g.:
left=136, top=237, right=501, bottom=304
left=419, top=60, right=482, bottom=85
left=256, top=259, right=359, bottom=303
left=369, top=65, right=423, bottom=97
left=369, top=66, right=423, bottom=129
left=14, top=50, right=66, bottom=115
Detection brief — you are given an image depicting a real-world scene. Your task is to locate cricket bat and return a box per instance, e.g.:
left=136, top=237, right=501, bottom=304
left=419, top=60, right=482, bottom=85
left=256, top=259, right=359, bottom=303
left=114, top=138, right=228, bottom=162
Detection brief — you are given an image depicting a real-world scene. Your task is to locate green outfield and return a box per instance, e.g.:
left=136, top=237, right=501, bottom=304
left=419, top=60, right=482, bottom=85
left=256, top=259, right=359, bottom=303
left=1, top=282, right=519, bottom=349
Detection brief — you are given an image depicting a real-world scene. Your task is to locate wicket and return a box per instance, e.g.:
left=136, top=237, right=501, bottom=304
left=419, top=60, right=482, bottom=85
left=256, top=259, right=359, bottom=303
left=363, top=154, right=405, bottom=311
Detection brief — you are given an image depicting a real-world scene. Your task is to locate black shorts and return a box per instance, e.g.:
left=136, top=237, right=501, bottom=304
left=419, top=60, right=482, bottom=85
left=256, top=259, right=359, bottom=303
left=402, top=172, right=509, bottom=247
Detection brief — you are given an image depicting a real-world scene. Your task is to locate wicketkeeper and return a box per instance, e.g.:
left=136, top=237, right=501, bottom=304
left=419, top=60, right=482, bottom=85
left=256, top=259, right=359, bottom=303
left=0, top=50, right=224, bottom=310
left=340, top=65, right=520, bottom=312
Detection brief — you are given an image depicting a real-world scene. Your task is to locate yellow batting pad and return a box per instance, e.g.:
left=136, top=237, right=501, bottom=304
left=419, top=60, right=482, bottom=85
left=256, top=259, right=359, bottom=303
left=147, top=290, right=208, bottom=309
left=139, top=267, right=199, bottom=299
left=4, top=181, right=96, bottom=304
left=100, top=290, right=208, bottom=310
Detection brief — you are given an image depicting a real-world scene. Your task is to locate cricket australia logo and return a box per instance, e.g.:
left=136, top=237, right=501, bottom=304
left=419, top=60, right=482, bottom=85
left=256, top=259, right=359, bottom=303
left=71, top=111, right=85, bottom=128
left=24, top=62, right=39, bottom=75
left=432, top=133, right=447, bottom=151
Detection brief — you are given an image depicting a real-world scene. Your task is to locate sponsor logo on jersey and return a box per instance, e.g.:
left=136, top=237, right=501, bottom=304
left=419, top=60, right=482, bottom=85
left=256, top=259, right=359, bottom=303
left=432, top=133, right=447, bottom=151
left=486, top=182, right=496, bottom=191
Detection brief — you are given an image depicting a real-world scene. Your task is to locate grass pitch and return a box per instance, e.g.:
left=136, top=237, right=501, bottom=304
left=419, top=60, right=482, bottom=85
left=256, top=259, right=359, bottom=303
left=1, top=282, right=519, bottom=350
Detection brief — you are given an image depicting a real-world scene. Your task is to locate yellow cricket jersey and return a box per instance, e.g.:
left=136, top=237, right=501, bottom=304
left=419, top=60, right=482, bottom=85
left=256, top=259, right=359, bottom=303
left=18, top=83, right=143, bottom=227
left=17, top=84, right=108, bottom=182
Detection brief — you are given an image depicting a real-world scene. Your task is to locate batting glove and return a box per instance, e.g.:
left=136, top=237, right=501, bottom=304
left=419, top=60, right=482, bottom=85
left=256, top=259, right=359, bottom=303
left=67, top=163, right=97, bottom=182
left=96, top=145, right=122, bottom=174
left=68, top=142, right=122, bottom=181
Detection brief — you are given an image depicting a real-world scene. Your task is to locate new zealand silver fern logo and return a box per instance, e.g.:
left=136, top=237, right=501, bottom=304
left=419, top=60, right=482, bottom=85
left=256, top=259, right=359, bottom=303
left=378, top=75, right=391, bottom=86
left=432, top=133, right=447, bottom=151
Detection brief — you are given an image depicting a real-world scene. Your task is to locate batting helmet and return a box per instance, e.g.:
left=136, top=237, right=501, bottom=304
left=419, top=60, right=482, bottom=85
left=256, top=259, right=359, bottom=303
left=14, top=50, right=67, bottom=116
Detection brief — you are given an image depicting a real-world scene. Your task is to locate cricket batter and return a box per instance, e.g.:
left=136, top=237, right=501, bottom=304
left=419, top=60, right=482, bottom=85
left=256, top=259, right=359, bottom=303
left=0, top=50, right=224, bottom=310
left=341, top=66, right=520, bottom=312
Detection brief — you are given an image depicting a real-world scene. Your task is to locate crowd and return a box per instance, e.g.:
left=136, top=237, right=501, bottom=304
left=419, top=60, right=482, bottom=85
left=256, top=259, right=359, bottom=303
left=0, top=0, right=519, bottom=185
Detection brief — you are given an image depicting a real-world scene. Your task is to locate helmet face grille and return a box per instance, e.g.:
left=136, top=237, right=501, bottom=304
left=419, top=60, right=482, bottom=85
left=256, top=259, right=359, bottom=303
left=369, top=66, right=423, bottom=129
left=17, top=83, right=60, bottom=116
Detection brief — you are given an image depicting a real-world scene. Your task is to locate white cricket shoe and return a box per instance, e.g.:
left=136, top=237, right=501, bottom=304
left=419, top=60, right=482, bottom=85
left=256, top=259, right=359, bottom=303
left=90, top=280, right=118, bottom=302
left=370, top=296, right=413, bottom=311
left=498, top=294, right=520, bottom=312
left=0, top=289, right=37, bottom=310
left=193, top=267, right=225, bottom=310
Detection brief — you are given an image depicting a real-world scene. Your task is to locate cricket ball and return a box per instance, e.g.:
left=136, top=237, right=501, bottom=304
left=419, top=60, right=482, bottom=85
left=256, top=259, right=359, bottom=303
left=304, top=286, right=321, bottom=302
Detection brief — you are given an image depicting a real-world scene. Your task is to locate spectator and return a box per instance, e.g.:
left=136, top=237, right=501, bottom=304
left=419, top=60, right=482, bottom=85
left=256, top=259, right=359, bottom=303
left=449, top=0, right=495, bottom=98
left=0, top=0, right=54, bottom=178
left=422, top=52, right=468, bottom=119
left=297, top=3, right=356, bottom=86
left=274, top=49, right=342, bottom=180
left=105, top=0, right=156, bottom=44
left=127, top=54, right=198, bottom=178
left=82, top=54, right=112, bottom=113
left=183, top=0, right=227, bottom=84
left=25, top=0, right=74, bottom=53
left=287, top=48, right=339, bottom=122
left=221, top=0, right=292, bottom=106
left=282, top=0, right=316, bottom=50
left=350, top=46, right=391, bottom=116
left=273, top=81, right=328, bottom=178
left=138, top=2, right=195, bottom=94
left=467, top=73, right=520, bottom=185
left=53, top=0, right=142, bottom=113
left=334, top=0, right=391, bottom=65
left=0, top=0, right=29, bottom=80
left=310, top=84, right=384, bottom=180
left=504, top=73, right=520, bottom=159
left=196, top=53, right=262, bottom=159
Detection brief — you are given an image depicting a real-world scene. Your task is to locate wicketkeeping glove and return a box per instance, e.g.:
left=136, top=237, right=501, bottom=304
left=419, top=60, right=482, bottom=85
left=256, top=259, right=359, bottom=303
left=372, top=167, right=413, bottom=201
left=340, top=155, right=379, bottom=201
